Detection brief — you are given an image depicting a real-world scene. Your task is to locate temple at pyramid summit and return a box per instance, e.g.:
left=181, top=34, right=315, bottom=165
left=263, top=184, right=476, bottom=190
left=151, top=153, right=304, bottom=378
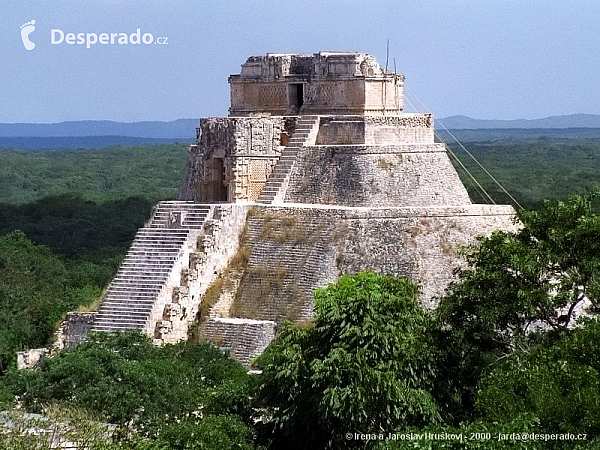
left=56, top=52, right=517, bottom=366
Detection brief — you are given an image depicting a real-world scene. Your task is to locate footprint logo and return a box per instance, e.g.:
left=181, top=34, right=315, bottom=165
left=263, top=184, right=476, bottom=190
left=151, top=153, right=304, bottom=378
left=20, top=20, right=36, bottom=50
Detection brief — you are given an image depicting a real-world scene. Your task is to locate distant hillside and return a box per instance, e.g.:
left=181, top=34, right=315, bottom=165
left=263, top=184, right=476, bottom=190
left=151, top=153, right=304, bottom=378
left=4, top=115, right=600, bottom=138
left=0, top=119, right=198, bottom=139
left=437, top=114, right=600, bottom=129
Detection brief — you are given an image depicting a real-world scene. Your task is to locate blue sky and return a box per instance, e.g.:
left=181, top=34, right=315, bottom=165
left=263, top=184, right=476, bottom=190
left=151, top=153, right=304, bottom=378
left=2, top=0, right=599, bottom=123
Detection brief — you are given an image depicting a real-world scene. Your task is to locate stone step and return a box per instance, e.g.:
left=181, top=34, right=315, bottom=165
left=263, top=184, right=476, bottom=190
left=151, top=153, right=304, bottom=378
left=91, top=324, right=143, bottom=332
left=93, top=316, right=148, bottom=324
left=129, top=244, right=183, bottom=250
left=91, top=201, right=204, bottom=333
left=133, top=236, right=187, bottom=242
left=121, top=255, right=179, bottom=261
left=95, top=313, right=148, bottom=323
left=100, top=299, right=156, bottom=306
left=113, top=270, right=168, bottom=282
left=100, top=294, right=155, bottom=308
left=95, top=309, right=150, bottom=317
left=94, top=314, right=148, bottom=322
left=105, top=290, right=162, bottom=296
left=152, top=215, right=208, bottom=223
left=123, top=254, right=178, bottom=260
left=126, top=248, right=180, bottom=254
left=152, top=205, right=209, bottom=211
left=104, top=293, right=160, bottom=301
left=153, top=205, right=209, bottom=211
left=118, top=265, right=173, bottom=272
left=120, top=263, right=176, bottom=270
left=108, top=282, right=163, bottom=289
left=111, top=279, right=165, bottom=286
left=111, top=279, right=167, bottom=287
left=136, top=229, right=190, bottom=236
left=114, top=271, right=170, bottom=277
left=98, top=304, right=154, bottom=312
left=119, top=265, right=174, bottom=271
left=91, top=322, right=145, bottom=330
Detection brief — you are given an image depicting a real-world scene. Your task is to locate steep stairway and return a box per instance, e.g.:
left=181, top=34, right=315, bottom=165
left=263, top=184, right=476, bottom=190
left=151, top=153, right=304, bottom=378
left=91, top=201, right=210, bottom=333
left=257, top=115, right=319, bottom=204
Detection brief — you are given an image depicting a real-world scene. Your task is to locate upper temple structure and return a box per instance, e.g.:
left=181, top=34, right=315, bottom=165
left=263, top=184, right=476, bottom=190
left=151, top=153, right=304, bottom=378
left=179, top=52, right=472, bottom=208
left=52, top=52, right=517, bottom=368
left=228, top=52, right=403, bottom=116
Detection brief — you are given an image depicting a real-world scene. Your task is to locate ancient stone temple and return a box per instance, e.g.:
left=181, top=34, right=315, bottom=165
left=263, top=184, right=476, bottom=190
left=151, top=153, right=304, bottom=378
left=74, top=52, right=517, bottom=366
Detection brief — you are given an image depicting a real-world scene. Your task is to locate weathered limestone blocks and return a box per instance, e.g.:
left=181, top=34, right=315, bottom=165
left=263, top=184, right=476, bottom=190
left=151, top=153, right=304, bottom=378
left=174, top=204, right=250, bottom=338
left=17, top=348, right=49, bottom=370
left=232, top=205, right=517, bottom=323
left=284, top=144, right=471, bottom=207
left=201, top=318, right=276, bottom=367
left=316, top=115, right=434, bottom=145
left=60, top=312, right=97, bottom=349
left=229, top=52, right=404, bottom=116
left=179, top=117, right=296, bottom=203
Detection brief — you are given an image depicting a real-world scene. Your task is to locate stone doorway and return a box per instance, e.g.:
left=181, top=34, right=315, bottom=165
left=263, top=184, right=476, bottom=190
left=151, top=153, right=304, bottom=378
left=213, top=157, right=228, bottom=201
left=289, top=83, right=304, bottom=110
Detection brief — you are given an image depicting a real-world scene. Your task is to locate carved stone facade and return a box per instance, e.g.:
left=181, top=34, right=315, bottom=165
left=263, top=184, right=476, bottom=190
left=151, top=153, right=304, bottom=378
left=45, top=52, right=518, bottom=368
left=229, top=52, right=404, bottom=116
left=179, top=117, right=296, bottom=202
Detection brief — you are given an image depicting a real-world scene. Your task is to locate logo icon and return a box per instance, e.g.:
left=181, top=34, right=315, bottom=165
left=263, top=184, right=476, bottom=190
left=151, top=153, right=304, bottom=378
left=20, top=20, right=36, bottom=50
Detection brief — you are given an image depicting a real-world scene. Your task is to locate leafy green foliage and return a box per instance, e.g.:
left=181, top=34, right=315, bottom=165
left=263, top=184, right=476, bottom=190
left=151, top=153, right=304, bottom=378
left=0, top=144, right=188, bottom=205
left=255, top=272, right=439, bottom=449
left=375, top=414, right=544, bottom=449
left=0, top=404, right=117, bottom=450
left=477, top=319, right=600, bottom=438
left=0, top=194, right=155, bottom=257
left=434, top=192, right=600, bottom=421
left=154, top=415, right=259, bottom=450
left=1, top=332, right=259, bottom=449
left=0, top=231, right=104, bottom=373
left=0, top=194, right=159, bottom=373
left=446, top=138, right=600, bottom=208
left=0, top=144, right=182, bottom=372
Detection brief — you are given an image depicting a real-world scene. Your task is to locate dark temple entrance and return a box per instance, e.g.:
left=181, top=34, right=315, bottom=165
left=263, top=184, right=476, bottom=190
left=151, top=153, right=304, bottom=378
left=213, top=157, right=228, bottom=201
left=289, top=83, right=304, bottom=110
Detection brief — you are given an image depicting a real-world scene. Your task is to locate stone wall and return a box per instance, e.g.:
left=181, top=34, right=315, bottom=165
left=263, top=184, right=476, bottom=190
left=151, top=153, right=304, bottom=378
left=201, top=318, right=276, bottom=367
left=17, top=348, right=49, bottom=370
left=315, top=115, right=433, bottom=145
left=228, top=52, right=404, bottom=116
left=284, top=144, right=472, bottom=207
left=232, top=207, right=340, bottom=323
left=162, top=204, right=250, bottom=343
left=61, top=312, right=97, bottom=349
left=179, top=117, right=293, bottom=202
left=145, top=226, right=206, bottom=343
left=364, top=114, right=434, bottom=144
left=231, top=205, right=517, bottom=323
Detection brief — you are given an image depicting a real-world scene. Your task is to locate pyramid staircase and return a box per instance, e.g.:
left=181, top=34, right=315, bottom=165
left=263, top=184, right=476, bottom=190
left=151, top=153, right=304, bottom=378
left=257, top=115, right=319, bottom=204
left=91, top=201, right=210, bottom=333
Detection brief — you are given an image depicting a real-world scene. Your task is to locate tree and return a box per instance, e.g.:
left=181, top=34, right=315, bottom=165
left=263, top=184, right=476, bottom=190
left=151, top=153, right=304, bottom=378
left=254, top=272, right=439, bottom=449
left=0, top=231, right=69, bottom=373
left=434, top=192, right=600, bottom=422
left=476, top=318, right=600, bottom=440
left=1, top=332, right=259, bottom=449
